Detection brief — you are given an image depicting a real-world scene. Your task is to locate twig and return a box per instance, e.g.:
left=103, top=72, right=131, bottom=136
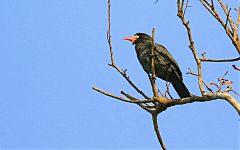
left=164, top=82, right=173, bottom=99
left=218, top=0, right=235, bottom=31
left=203, top=81, right=214, bottom=93
left=183, top=0, right=189, bottom=16
left=218, top=71, right=229, bottom=92
left=232, top=90, right=240, bottom=96
left=208, top=82, right=220, bottom=91
left=110, top=65, right=150, bottom=99
left=186, top=68, right=213, bottom=93
left=186, top=67, right=198, bottom=76
left=152, top=114, right=167, bottom=150
left=92, top=87, right=154, bottom=104
left=200, top=57, right=240, bottom=62
left=232, top=64, right=240, bottom=71
left=224, top=8, right=231, bottom=28
left=120, top=91, right=152, bottom=113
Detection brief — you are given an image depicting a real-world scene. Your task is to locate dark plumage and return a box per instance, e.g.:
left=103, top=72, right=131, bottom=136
left=123, top=33, right=190, bottom=98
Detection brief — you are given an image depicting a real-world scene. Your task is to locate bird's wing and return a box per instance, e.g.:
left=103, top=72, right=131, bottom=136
left=155, top=44, right=183, bottom=79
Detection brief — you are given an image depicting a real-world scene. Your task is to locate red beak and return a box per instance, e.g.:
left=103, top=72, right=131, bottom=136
left=123, top=36, right=138, bottom=43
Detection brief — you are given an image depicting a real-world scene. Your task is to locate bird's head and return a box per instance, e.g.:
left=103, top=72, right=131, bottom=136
left=123, top=33, right=152, bottom=45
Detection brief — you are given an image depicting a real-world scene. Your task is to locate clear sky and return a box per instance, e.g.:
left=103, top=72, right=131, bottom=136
left=0, top=0, right=239, bottom=149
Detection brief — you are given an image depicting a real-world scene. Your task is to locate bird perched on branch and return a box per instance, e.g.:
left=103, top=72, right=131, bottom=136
left=123, top=33, right=190, bottom=98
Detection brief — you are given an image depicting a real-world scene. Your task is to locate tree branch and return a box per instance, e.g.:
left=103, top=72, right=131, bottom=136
left=232, top=64, right=240, bottom=71
left=166, top=92, right=240, bottom=116
left=177, top=0, right=206, bottom=95
left=199, top=0, right=240, bottom=54
left=120, top=91, right=152, bottom=113
left=152, top=114, right=167, bottom=150
left=200, top=56, right=240, bottom=62
left=150, top=28, right=158, bottom=97
left=106, top=0, right=149, bottom=99
left=92, top=86, right=154, bottom=104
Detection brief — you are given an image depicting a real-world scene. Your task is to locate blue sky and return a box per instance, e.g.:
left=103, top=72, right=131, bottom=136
left=0, top=0, right=239, bottom=149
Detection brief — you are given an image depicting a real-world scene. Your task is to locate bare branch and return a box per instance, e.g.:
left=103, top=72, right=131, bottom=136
left=107, top=0, right=114, bottom=65
left=199, top=0, right=240, bottom=54
left=224, top=8, right=231, bottom=28
left=150, top=28, right=158, bottom=97
left=200, top=56, right=240, bottom=62
left=106, top=0, right=149, bottom=99
left=120, top=91, right=153, bottom=113
left=177, top=0, right=206, bottom=95
left=186, top=67, right=198, bottom=76
left=152, top=114, right=167, bottom=150
left=109, top=65, right=150, bottom=99
left=218, top=0, right=235, bottom=31
left=92, top=87, right=154, bottom=104
left=181, top=0, right=185, bottom=12
left=183, top=0, right=189, bottom=16
left=232, top=64, right=240, bottom=71
left=166, top=92, right=240, bottom=115
left=232, top=90, right=240, bottom=96
left=233, top=6, right=240, bottom=41
left=165, top=82, right=174, bottom=99
left=186, top=68, right=213, bottom=93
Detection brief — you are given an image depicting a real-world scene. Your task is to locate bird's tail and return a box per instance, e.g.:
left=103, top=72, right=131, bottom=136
left=171, top=76, right=190, bottom=98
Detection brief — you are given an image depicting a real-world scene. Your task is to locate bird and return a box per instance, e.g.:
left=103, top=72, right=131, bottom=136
left=123, top=33, right=190, bottom=98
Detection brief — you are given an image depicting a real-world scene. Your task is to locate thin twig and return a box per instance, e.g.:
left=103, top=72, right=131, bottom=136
left=232, top=90, right=240, bottom=96
left=92, top=87, right=154, bottom=104
left=186, top=68, right=213, bottom=93
left=120, top=91, right=152, bottom=113
left=224, top=8, right=231, bottom=28
left=165, top=82, right=174, bottom=99
left=218, top=71, right=229, bottom=92
left=232, top=64, right=240, bottom=71
left=218, top=0, right=235, bottom=31
left=183, top=0, right=189, bottom=16
left=200, top=57, right=240, bottom=62
left=186, top=68, right=198, bottom=76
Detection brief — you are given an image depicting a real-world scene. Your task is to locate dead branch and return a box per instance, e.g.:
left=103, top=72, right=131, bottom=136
left=186, top=68, right=214, bottom=93
left=150, top=28, right=158, bottom=97
left=152, top=114, right=167, bottom=150
left=106, top=0, right=149, bottom=99
left=177, top=0, right=206, bottom=95
left=200, top=56, right=240, bottom=62
left=232, top=64, right=240, bottom=71
left=199, top=0, right=240, bottom=54
left=166, top=92, right=240, bottom=115
left=92, top=87, right=154, bottom=104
